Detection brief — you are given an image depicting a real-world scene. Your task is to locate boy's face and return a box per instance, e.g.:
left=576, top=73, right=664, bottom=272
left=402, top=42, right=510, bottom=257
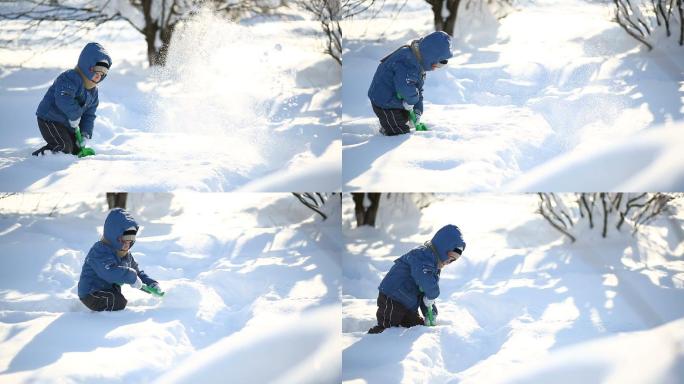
left=439, top=250, right=462, bottom=269
left=431, top=59, right=448, bottom=70
left=92, top=71, right=104, bottom=83
left=119, top=238, right=133, bottom=251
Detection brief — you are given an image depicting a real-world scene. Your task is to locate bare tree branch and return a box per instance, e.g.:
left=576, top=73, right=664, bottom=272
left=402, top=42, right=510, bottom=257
left=296, top=0, right=342, bottom=65
left=613, top=0, right=683, bottom=49
left=0, top=0, right=283, bottom=66
left=538, top=193, right=576, bottom=242
left=293, top=192, right=332, bottom=220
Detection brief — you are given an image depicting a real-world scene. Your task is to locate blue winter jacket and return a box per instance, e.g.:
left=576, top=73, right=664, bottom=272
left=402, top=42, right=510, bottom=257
left=36, top=42, right=111, bottom=138
left=378, top=224, right=466, bottom=311
left=368, top=31, right=452, bottom=114
left=77, top=208, right=157, bottom=298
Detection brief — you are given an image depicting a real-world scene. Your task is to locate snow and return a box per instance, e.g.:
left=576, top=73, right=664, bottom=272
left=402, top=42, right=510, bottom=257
left=0, top=9, right=340, bottom=191
left=0, top=193, right=341, bottom=383
left=342, top=194, right=684, bottom=383
left=342, top=0, right=684, bottom=191
left=507, top=122, right=684, bottom=191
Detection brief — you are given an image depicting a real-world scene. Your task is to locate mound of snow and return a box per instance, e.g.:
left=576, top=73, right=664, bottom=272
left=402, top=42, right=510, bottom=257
left=507, top=123, right=684, bottom=191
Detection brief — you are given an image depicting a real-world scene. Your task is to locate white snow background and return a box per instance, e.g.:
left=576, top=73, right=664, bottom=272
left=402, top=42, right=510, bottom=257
left=342, top=0, right=684, bottom=191
left=0, top=193, right=341, bottom=383
left=0, top=7, right=340, bottom=191
left=342, top=193, right=684, bottom=383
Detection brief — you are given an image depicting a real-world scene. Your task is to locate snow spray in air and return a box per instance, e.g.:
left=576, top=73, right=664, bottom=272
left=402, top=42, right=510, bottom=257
left=148, top=8, right=294, bottom=158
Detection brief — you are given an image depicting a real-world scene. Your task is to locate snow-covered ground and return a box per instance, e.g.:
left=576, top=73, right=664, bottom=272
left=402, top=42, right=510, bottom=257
left=0, top=193, right=341, bottom=383
left=507, top=122, right=684, bottom=191
left=342, top=194, right=684, bottom=383
left=342, top=0, right=684, bottom=191
left=0, top=9, right=340, bottom=191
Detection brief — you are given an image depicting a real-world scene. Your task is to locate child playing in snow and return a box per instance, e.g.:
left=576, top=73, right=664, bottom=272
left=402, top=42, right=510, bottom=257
left=33, top=42, right=111, bottom=156
left=368, top=224, right=465, bottom=334
left=78, top=208, right=162, bottom=312
left=367, top=31, right=453, bottom=136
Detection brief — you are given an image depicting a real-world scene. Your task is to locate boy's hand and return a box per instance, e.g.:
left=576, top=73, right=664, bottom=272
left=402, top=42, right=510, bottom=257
left=69, top=118, right=80, bottom=129
left=402, top=100, right=414, bottom=111
left=142, top=283, right=165, bottom=297
left=131, top=276, right=143, bottom=289
left=423, top=296, right=435, bottom=308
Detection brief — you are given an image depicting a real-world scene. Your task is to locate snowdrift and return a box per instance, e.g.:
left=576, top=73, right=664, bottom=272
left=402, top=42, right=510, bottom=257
left=507, top=122, right=684, bottom=191
left=0, top=8, right=340, bottom=191
left=0, top=193, right=341, bottom=383
left=342, top=194, right=684, bottom=383
left=342, top=0, right=684, bottom=191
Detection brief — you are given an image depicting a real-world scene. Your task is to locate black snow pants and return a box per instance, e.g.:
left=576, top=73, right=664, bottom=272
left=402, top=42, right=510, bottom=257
left=368, top=292, right=424, bottom=334
left=80, top=284, right=128, bottom=312
left=33, top=117, right=78, bottom=156
left=372, top=104, right=411, bottom=136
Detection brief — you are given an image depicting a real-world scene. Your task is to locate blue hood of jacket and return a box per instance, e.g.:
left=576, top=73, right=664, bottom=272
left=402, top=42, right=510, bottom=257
left=103, top=208, right=138, bottom=251
left=430, top=224, right=466, bottom=262
left=418, top=31, right=453, bottom=71
left=78, top=42, right=111, bottom=82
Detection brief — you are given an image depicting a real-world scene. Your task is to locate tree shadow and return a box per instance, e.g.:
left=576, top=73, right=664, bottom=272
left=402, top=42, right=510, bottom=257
left=549, top=236, right=684, bottom=352
left=438, top=211, right=684, bottom=376
left=616, top=55, right=684, bottom=126
left=343, top=328, right=421, bottom=383
left=0, top=67, right=63, bottom=148
left=341, top=230, right=399, bottom=299
left=4, top=312, right=139, bottom=374
left=343, top=132, right=410, bottom=191
left=502, top=215, right=684, bottom=353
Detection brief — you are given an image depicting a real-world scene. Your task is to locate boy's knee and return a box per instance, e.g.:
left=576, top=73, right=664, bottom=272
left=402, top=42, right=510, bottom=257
left=113, top=296, right=127, bottom=311
left=80, top=292, right=127, bottom=312
left=380, top=126, right=410, bottom=136
left=63, top=142, right=75, bottom=155
left=400, top=314, right=424, bottom=328
left=81, top=296, right=106, bottom=312
left=66, top=136, right=80, bottom=155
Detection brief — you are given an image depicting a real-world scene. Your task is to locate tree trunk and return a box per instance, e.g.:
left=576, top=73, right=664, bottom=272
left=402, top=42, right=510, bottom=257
left=679, top=0, right=684, bottom=45
left=365, top=193, right=381, bottom=227
left=107, top=193, right=128, bottom=209
left=140, top=0, right=175, bottom=66
left=352, top=193, right=382, bottom=227
left=428, top=0, right=445, bottom=32
left=352, top=193, right=366, bottom=227
left=427, top=0, right=461, bottom=35
left=141, top=0, right=160, bottom=66
left=157, top=23, right=176, bottom=66
left=443, top=0, right=461, bottom=36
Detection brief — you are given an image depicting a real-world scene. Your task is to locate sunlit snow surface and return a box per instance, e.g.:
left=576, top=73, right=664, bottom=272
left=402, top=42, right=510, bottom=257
left=342, top=194, right=684, bottom=383
left=0, top=9, right=340, bottom=191
left=0, top=193, right=341, bottom=383
left=342, top=0, right=684, bottom=191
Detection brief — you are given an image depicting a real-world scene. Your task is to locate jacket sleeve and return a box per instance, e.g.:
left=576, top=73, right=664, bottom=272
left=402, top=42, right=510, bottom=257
left=87, top=248, right=138, bottom=285
left=80, top=91, right=98, bottom=138
left=415, top=96, right=424, bottom=116
left=410, top=257, right=440, bottom=300
left=393, top=62, right=421, bottom=107
left=53, top=76, right=83, bottom=127
left=419, top=296, right=438, bottom=318
left=130, top=256, right=158, bottom=286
